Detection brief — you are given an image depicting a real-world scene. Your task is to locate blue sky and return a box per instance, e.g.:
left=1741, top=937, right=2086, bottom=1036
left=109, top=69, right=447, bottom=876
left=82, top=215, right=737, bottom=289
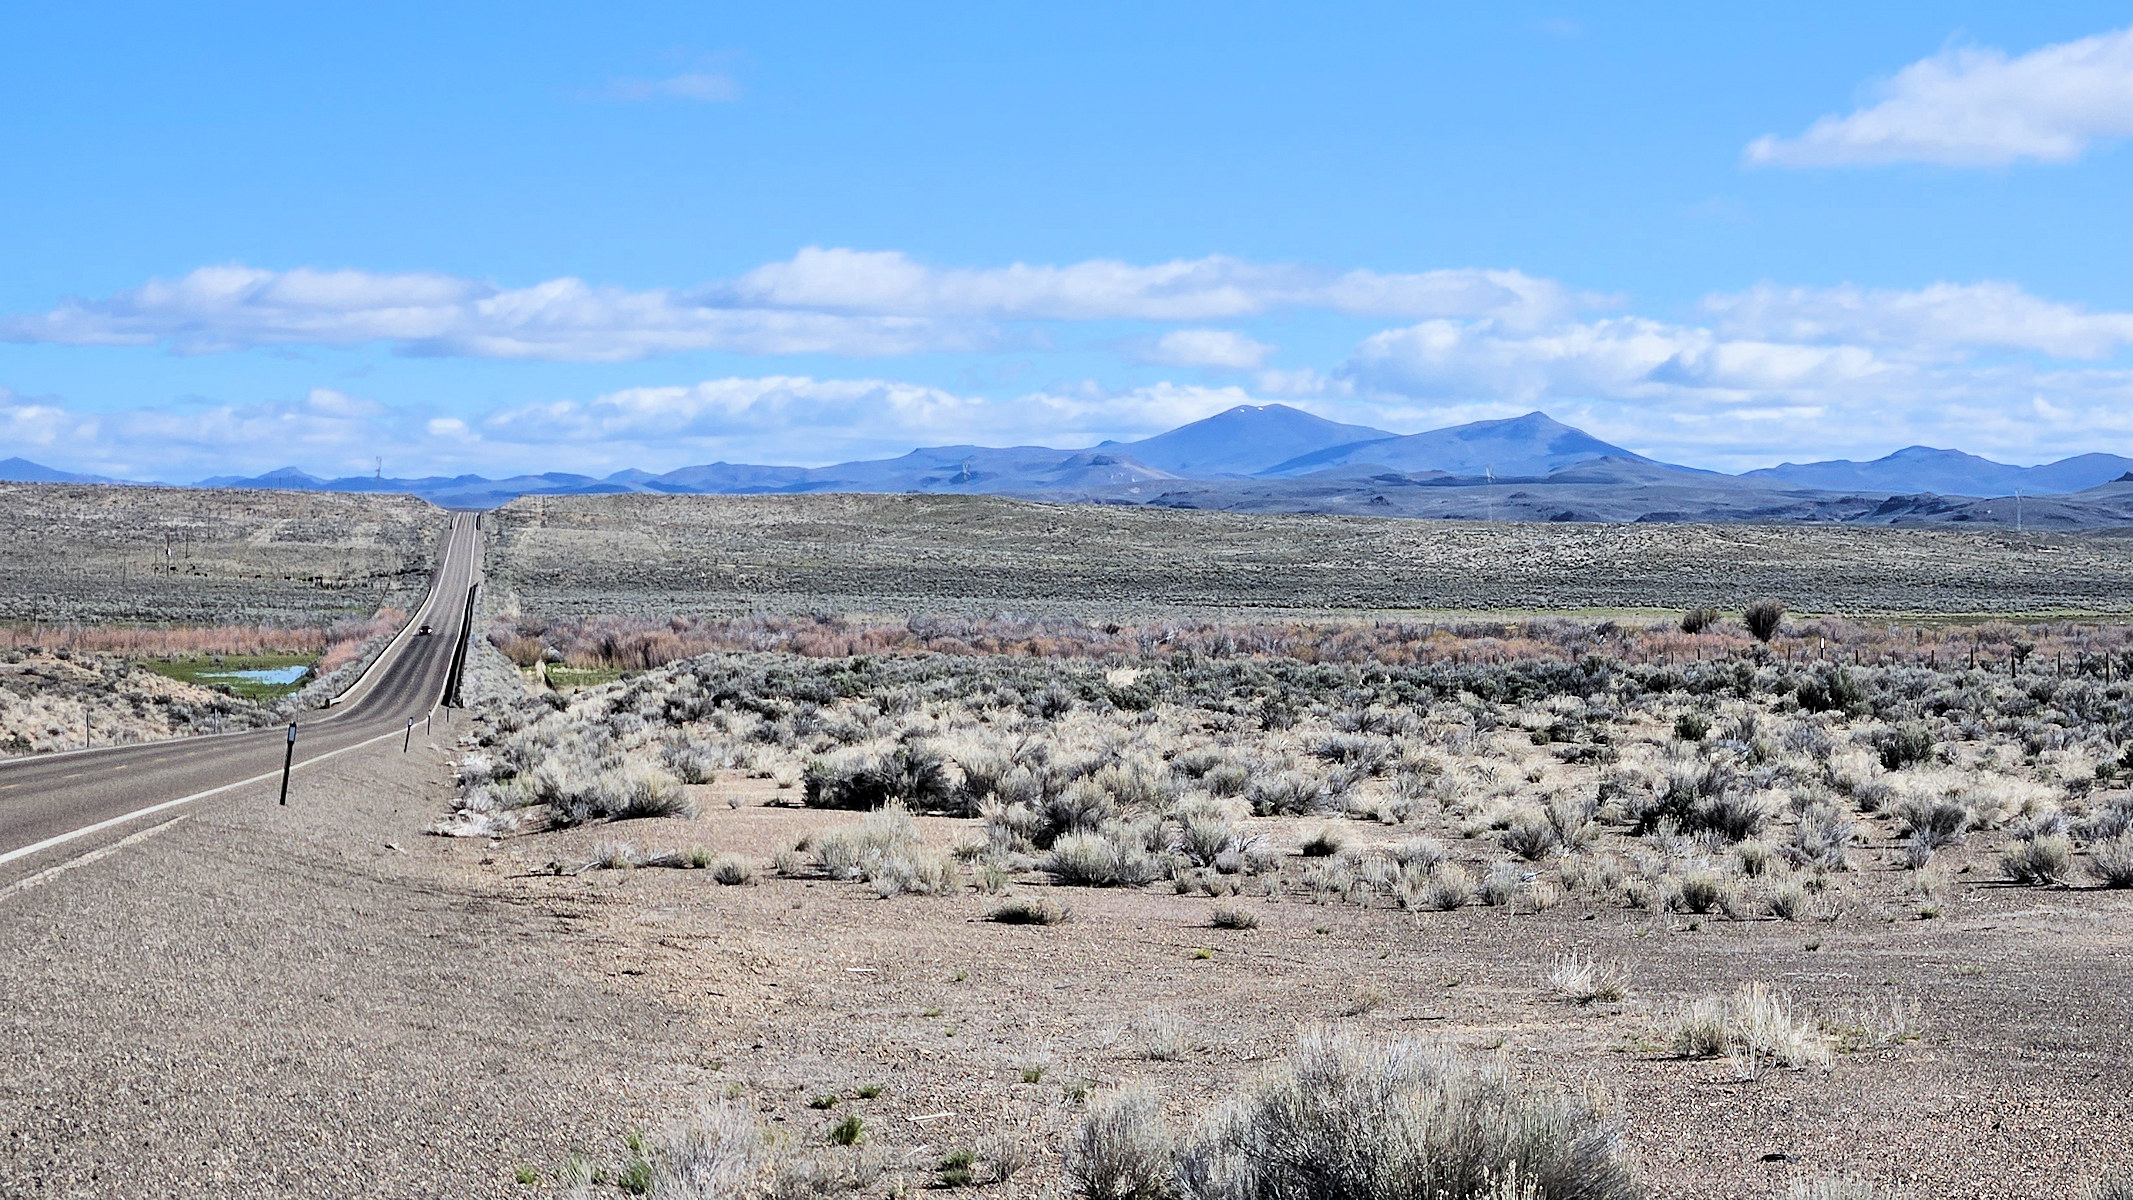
left=7, top=2, right=2133, bottom=480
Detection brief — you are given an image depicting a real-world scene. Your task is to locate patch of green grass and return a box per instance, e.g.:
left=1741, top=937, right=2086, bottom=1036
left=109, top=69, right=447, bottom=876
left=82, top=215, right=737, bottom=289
left=808, top=1093, right=838, bottom=1109
left=139, top=653, right=316, bottom=700
left=617, top=1154, right=653, bottom=1195
left=938, top=1148, right=977, bottom=1188
left=1020, top=1064, right=1046, bottom=1084
left=855, top=1083, right=885, bottom=1099
left=547, top=665, right=631, bottom=689
left=828, top=1114, right=865, bottom=1146
left=1190, top=947, right=1215, bottom=960
left=513, top=1165, right=539, bottom=1186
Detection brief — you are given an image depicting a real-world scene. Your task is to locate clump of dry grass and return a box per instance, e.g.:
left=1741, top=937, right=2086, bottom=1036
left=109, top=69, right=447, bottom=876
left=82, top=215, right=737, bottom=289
left=814, top=806, right=959, bottom=896
left=647, top=1100, right=889, bottom=1199
left=1546, top=953, right=1631, bottom=1004
left=1065, top=1031, right=1639, bottom=1200
left=1501, top=809, right=1561, bottom=861
left=989, top=898, right=1070, bottom=925
left=2002, top=834, right=2073, bottom=886
left=1176, top=804, right=1246, bottom=868
left=1067, top=1086, right=1172, bottom=1200
left=710, top=853, right=755, bottom=886
left=1209, top=905, right=1260, bottom=930
left=1402, top=862, right=1476, bottom=912
left=2090, top=833, right=2133, bottom=888
left=1667, top=982, right=1832, bottom=1075
left=652, top=1102, right=771, bottom=1197
left=1835, top=993, right=1924, bottom=1052
left=1789, top=801, right=1856, bottom=872
left=1133, top=1014, right=1196, bottom=1062
left=1342, top=984, right=1388, bottom=1016
left=592, top=841, right=641, bottom=870
left=1047, top=828, right=1165, bottom=888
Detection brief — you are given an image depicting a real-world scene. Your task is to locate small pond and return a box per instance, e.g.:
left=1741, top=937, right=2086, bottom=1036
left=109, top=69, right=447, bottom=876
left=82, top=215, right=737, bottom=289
left=199, top=666, right=311, bottom=686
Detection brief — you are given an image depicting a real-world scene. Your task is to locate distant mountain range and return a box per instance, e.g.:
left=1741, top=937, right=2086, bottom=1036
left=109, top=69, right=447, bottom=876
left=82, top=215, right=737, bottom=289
left=11, top=406, right=2133, bottom=528
left=1742, top=446, right=2133, bottom=496
left=0, top=456, right=118, bottom=485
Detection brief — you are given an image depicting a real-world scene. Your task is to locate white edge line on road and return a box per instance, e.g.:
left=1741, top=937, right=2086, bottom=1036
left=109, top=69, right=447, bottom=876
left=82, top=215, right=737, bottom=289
left=0, top=722, right=410, bottom=871
left=0, top=513, right=473, bottom=773
left=0, top=815, right=192, bottom=900
left=332, top=513, right=471, bottom=712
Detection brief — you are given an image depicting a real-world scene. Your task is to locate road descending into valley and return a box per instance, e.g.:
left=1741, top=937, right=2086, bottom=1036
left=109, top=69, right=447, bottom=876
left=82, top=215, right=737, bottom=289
left=0, top=511, right=483, bottom=877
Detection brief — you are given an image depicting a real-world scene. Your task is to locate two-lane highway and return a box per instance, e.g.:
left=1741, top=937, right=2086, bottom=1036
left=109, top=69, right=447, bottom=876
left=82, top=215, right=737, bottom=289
left=0, top=511, right=484, bottom=872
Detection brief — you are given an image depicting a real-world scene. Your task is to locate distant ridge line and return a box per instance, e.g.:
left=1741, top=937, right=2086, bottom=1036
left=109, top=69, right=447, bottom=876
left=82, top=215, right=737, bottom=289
left=9, top=404, right=2132, bottom=528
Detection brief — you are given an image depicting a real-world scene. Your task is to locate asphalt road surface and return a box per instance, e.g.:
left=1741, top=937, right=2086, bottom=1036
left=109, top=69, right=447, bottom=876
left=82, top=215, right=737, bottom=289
left=0, top=511, right=484, bottom=880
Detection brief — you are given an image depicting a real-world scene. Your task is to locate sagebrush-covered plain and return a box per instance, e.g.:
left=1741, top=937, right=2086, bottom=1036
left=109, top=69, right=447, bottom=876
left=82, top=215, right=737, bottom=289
left=11, top=484, right=2133, bottom=1197
left=440, top=492, right=2133, bottom=1199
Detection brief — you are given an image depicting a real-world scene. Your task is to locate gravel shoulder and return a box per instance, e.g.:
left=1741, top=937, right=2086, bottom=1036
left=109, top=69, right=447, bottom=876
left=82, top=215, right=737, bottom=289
left=0, top=729, right=705, bottom=1199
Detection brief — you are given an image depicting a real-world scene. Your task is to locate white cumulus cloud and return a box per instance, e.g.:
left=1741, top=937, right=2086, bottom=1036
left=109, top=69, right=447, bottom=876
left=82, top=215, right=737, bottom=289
left=478, top=375, right=1256, bottom=465
left=1138, top=329, right=1275, bottom=369
left=0, top=264, right=972, bottom=361
left=1342, top=317, right=1896, bottom=408
left=0, top=252, right=1599, bottom=362
left=1703, top=281, right=2133, bottom=360
left=724, top=247, right=1592, bottom=328
left=1331, top=312, right=2133, bottom=471
left=1747, top=25, right=2133, bottom=167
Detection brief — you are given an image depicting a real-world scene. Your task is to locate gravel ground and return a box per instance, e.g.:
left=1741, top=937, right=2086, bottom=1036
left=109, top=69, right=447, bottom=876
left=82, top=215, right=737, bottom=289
left=0, top=729, right=707, bottom=1199
left=444, top=777, right=2133, bottom=1199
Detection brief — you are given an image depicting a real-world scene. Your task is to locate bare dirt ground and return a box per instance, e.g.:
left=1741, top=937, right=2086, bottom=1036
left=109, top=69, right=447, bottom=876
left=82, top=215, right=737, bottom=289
left=488, top=492, right=2133, bottom=620
left=436, top=776, right=2133, bottom=1199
